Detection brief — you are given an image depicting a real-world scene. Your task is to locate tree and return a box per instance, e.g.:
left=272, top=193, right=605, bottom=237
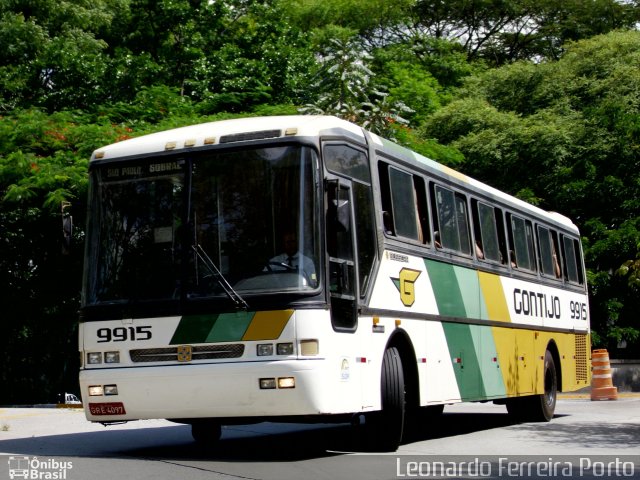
left=410, top=0, right=640, bottom=65
left=300, top=37, right=411, bottom=138
left=0, top=1, right=124, bottom=111
left=423, top=30, right=640, bottom=355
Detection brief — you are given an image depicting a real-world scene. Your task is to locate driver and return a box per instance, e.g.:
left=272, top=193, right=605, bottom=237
left=269, top=231, right=317, bottom=286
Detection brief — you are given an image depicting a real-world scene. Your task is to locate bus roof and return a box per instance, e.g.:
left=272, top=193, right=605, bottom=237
left=91, top=115, right=578, bottom=233
left=366, top=131, right=579, bottom=233
left=91, top=115, right=365, bottom=161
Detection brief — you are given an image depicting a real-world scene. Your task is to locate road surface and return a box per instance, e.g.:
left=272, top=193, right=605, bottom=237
left=1, top=396, right=638, bottom=480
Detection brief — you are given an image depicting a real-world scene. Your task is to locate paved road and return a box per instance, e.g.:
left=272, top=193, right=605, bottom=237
left=0, top=397, right=638, bottom=480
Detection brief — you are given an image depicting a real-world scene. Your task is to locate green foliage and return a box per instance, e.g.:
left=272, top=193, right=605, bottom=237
left=410, top=0, right=640, bottom=65
left=1, top=0, right=640, bottom=401
left=300, top=37, right=412, bottom=138
left=424, top=30, right=640, bottom=355
left=617, top=243, right=640, bottom=292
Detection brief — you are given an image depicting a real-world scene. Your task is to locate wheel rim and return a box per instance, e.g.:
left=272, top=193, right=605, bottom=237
left=544, top=361, right=556, bottom=407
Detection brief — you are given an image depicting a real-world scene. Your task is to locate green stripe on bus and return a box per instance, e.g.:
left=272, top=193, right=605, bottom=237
left=442, top=322, right=485, bottom=400
left=170, top=314, right=219, bottom=344
left=443, top=323, right=507, bottom=400
left=425, top=259, right=466, bottom=318
left=474, top=325, right=507, bottom=398
left=170, top=312, right=257, bottom=344
left=205, top=311, right=254, bottom=342
left=453, top=266, right=487, bottom=320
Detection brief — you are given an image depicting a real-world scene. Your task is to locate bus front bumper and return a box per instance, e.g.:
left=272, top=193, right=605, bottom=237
left=79, top=359, right=349, bottom=423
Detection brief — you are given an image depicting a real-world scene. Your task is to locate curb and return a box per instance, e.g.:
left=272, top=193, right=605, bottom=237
left=559, top=392, right=640, bottom=399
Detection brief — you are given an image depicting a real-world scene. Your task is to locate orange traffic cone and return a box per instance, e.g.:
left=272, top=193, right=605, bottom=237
left=590, top=349, right=618, bottom=401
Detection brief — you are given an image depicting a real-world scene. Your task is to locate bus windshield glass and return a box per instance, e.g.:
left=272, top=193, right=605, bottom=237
left=83, top=145, right=319, bottom=307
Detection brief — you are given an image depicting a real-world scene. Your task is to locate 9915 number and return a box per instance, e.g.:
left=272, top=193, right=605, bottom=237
left=97, top=326, right=152, bottom=343
left=569, top=301, right=588, bottom=320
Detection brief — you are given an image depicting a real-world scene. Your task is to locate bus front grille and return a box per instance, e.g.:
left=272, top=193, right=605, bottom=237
left=130, top=344, right=245, bottom=363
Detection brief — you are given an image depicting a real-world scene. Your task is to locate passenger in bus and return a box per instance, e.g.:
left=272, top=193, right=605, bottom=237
left=268, top=231, right=317, bottom=286
left=551, top=244, right=562, bottom=279
left=434, top=231, right=442, bottom=249
left=382, top=211, right=394, bottom=235
left=475, top=241, right=485, bottom=259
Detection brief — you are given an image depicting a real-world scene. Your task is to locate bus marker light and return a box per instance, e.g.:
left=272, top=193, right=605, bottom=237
left=300, top=339, right=319, bottom=356
left=395, top=319, right=402, bottom=327
left=285, top=128, right=298, bottom=136
left=257, top=344, right=273, bottom=356
left=105, top=351, right=120, bottom=364
left=204, top=137, right=216, bottom=145
left=87, top=352, right=102, bottom=365
left=88, top=386, right=104, bottom=396
left=104, top=385, right=119, bottom=396
left=277, top=343, right=294, bottom=355
left=277, top=377, right=295, bottom=389
left=357, top=357, right=367, bottom=363
left=259, top=378, right=277, bottom=389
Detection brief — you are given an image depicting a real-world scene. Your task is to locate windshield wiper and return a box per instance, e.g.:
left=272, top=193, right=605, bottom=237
left=192, top=244, right=249, bottom=310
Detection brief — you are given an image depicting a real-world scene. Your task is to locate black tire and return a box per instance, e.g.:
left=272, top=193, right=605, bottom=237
left=531, top=349, right=557, bottom=422
left=191, top=420, right=222, bottom=445
left=506, top=350, right=557, bottom=422
left=366, top=346, right=405, bottom=452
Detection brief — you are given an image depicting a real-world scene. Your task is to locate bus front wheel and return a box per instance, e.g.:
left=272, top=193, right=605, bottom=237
left=191, top=420, right=222, bottom=446
left=365, top=346, right=406, bottom=451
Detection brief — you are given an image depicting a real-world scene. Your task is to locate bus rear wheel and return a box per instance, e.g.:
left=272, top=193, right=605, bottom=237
left=506, top=350, right=557, bottom=422
left=531, top=349, right=557, bottom=421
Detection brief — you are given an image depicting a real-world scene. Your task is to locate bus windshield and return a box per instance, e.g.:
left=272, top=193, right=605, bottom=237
left=83, top=145, right=319, bottom=307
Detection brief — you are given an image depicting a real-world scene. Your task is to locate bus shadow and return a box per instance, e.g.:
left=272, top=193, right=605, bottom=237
left=0, top=411, right=571, bottom=462
left=122, top=411, right=524, bottom=460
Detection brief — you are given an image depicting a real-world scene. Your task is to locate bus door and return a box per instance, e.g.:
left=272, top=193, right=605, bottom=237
left=325, top=177, right=357, bottom=330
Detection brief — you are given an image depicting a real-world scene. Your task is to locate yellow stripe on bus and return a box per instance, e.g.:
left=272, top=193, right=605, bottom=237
left=478, top=271, right=511, bottom=322
left=242, top=310, right=294, bottom=341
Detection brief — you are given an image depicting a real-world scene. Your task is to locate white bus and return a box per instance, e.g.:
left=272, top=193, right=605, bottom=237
left=79, top=116, right=590, bottom=451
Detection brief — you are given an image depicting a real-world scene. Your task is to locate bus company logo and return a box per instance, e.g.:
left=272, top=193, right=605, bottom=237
left=391, top=268, right=422, bottom=307
left=176, top=345, right=192, bottom=362
left=8, top=456, right=73, bottom=479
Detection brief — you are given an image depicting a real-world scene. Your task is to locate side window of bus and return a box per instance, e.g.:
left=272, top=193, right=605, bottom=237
left=324, top=144, right=371, bottom=183
left=537, top=225, right=562, bottom=279
left=561, top=235, right=584, bottom=285
left=472, top=200, right=507, bottom=264
left=507, top=214, right=536, bottom=271
left=379, top=162, right=429, bottom=244
left=431, top=184, right=471, bottom=255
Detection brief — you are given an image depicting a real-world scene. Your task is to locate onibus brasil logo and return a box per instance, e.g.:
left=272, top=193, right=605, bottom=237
left=8, top=456, right=73, bottom=479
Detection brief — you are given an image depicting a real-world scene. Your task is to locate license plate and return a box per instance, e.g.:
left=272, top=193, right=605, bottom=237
left=88, top=402, right=127, bottom=416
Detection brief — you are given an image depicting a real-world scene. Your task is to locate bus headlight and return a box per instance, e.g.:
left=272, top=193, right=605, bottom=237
left=87, top=352, right=103, bottom=365
left=276, top=343, right=294, bottom=355
left=104, top=385, right=119, bottom=396
left=277, top=377, right=295, bottom=389
left=259, top=378, right=277, bottom=389
left=104, top=351, right=120, bottom=364
left=88, top=385, right=104, bottom=396
left=257, top=344, right=274, bottom=356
